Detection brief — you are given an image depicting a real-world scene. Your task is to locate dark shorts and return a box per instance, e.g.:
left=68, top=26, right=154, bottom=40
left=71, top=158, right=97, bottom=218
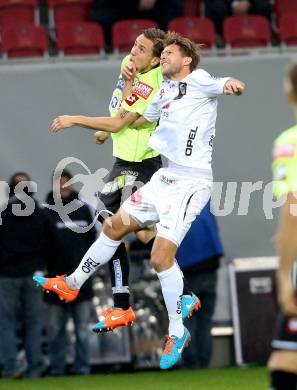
left=271, top=313, right=297, bottom=351
left=96, top=156, right=162, bottom=215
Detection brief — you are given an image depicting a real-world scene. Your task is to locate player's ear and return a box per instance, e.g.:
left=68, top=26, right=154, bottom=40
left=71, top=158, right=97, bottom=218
left=183, top=56, right=192, bottom=67
left=151, top=57, right=160, bottom=68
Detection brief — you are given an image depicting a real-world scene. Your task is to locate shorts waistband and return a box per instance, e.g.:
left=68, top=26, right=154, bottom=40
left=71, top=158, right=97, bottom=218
left=166, top=161, right=212, bottom=179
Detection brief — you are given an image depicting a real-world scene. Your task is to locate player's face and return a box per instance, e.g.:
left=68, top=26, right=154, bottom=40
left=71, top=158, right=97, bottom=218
left=160, top=44, right=187, bottom=78
left=54, top=176, right=73, bottom=200
left=130, top=34, right=158, bottom=73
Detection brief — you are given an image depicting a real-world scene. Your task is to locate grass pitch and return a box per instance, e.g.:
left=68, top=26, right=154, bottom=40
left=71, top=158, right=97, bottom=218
left=0, top=366, right=268, bottom=390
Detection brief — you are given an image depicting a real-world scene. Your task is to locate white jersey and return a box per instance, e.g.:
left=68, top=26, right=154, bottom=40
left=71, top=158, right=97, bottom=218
left=143, top=68, right=230, bottom=172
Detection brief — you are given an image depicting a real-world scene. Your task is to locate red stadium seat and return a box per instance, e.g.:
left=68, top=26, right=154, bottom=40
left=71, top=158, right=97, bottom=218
left=0, top=0, right=39, bottom=29
left=56, top=22, right=104, bottom=55
left=274, top=0, right=297, bottom=27
left=168, top=17, right=215, bottom=49
left=2, top=25, right=48, bottom=58
left=183, top=0, right=201, bottom=17
left=112, top=19, right=158, bottom=53
left=223, top=16, right=271, bottom=48
left=279, top=13, right=297, bottom=46
left=48, top=0, right=92, bottom=29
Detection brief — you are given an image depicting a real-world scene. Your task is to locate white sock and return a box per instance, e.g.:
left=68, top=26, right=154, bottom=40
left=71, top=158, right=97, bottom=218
left=65, top=232, right=121, bottom=289
left=157, top=262, right=184, bottom=338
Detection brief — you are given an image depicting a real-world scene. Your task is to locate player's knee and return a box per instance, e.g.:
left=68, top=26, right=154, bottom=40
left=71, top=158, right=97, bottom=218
left=150, top=254, right=162, bottom=271
left=270, top=370, right=297, bottom=390
left=102, top=215, right=124, bottom=240
left=150, top=250, right=174, bottom=272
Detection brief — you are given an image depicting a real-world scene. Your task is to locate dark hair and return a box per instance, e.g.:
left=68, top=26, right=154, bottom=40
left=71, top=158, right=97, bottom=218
left=52, top=169, right=72, bottom=181
left=143, top=28, right=166, bottom=58
left=288, top=63, right=297, bottom=100
left=164, top=31, right=201, bottom=72
left=8, top=171, right=31, bottom=197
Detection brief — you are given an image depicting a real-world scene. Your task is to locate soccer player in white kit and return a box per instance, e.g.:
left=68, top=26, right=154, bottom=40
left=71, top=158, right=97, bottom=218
left=35, top=32, right=245, bottom=369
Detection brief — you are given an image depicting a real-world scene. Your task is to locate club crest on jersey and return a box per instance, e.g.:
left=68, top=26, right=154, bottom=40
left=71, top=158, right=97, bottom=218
left=159, top=88, right=165, bottom=99
left=133, top=82, right=153, bottom=99
left=174, top=82, right=187, bottom=100
left=125, top=94, right=139, bottom=106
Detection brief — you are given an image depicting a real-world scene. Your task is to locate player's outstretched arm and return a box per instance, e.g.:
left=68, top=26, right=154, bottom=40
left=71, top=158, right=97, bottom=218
left=274, top=192, right=297, bottom=316
left=50, top=108, right=140, bottom=134
left=224, top=79, right=246, bottom=95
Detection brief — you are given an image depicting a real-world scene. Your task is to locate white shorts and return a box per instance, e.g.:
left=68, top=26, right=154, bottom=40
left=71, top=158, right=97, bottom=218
left=121, top=167, right=212, bottom=246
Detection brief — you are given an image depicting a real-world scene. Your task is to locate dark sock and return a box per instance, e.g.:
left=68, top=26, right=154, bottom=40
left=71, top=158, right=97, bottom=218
left=183, top=278, right=193, bottom=296
left=108, top=243, right=130, bottom=310
left=271, top=370, right=297, bottom=390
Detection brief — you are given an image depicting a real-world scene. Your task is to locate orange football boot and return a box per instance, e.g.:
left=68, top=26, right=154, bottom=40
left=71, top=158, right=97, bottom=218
left=33, top=275, right=79, bottom=302
left=93, top=306, right=136, bottom=333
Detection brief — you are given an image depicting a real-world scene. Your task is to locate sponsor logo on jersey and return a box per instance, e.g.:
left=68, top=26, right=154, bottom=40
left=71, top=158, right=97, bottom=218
left=273, top=143, right=295, bottom=160
left=110, top=95, right=120, bottom=109
left=125, top=94, right=139, bottom=106
left=133, top=81, right=153, bottom=99
left=185, top=126, right=198, bottom=156
left=116, top=75, right=124, bottom=91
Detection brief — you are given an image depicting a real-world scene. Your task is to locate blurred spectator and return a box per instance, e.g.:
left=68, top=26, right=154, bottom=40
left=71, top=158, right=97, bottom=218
left=0, top=172, right=57, bottom=378
left=90, top=0, right=182, bottom=49
left=204, top=0, right=231, bottom=36
left=232, top=0, right=271, bottom=19
left=44, top=170, right=97, bottom=376
left=176, top=201, right=224, bottom=369
left=204, top=0, right=272, bottom=36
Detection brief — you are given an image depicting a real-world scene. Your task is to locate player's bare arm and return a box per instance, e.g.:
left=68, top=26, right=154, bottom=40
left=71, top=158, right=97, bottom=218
left=274, top=192, right=297, bottom=316
left=224, top=79, right=246, bottom=95
left=51, top=108, right=140, bottom=134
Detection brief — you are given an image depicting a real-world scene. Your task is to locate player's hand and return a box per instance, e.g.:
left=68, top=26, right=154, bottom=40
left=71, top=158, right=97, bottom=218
left=122, top=61, right=137, bottom=81
left=94, top=130, right=110, bottom=144
left=51, top=115, right=74, bottom=132
left=224, top=79, right=245, bottom=95
left=278, top=279, right=297, bottom=316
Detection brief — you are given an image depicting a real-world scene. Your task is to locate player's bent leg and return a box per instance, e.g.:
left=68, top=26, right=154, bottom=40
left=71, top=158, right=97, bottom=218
left=34, top=210, right=139, bottom=302
left=91, top=209, right=142, bottom=333
left=268, top=351, right=297, bottom=390
left=268, top=350, right=297, bottom=375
